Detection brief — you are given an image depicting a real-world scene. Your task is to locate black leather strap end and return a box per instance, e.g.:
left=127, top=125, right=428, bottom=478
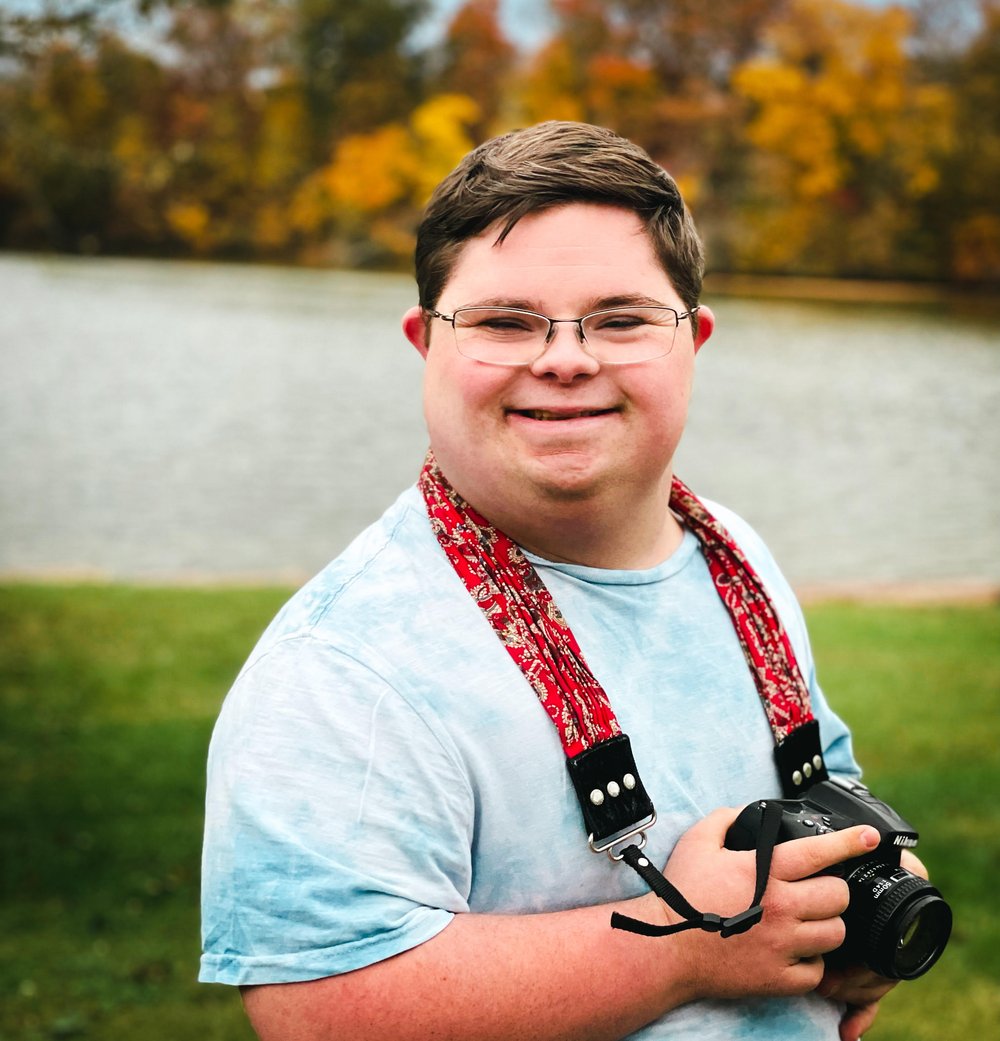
left=774, top=719, right=830, bottom=797
left=566, top=734, right=655, bottom=844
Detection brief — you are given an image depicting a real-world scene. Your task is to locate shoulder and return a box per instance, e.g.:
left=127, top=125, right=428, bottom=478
left=215, top=484, right=486, bottom=754
left=245, top=485, right=462, bottom=665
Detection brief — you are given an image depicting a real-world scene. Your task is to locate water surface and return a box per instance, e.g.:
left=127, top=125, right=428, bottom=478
left=2, top=254, right=998, bottom=589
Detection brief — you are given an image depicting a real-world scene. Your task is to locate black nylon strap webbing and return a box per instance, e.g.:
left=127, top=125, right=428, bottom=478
left=610, top=801, right=784, bottom=938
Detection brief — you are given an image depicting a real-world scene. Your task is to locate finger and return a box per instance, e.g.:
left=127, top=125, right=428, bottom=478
left=818, top=962, right=898, bottom=1006
left=791, top=917, right=847, bottom=959
left=771, top=825, right=880, bottom=882
left=900, top=848, right=928, bottom=880
left=780, top=956, right=827, bottom=995
left=788, top=875, right=850, bottom=921
left=839, top=1000, right=880, bottom=1041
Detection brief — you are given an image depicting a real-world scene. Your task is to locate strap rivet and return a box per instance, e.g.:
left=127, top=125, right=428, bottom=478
left=813, top=755, right=823, bottom=770
left=607, top=781, right=621, bottom=798
left=637, top=857, right=649, bottom=868
left=589, top=788, right=605, bottom=806
left=803, top=761, right=813, bottom=778
left=623, top=773, right=636, bottom=790
left=792, top=770, right=804, bottom=786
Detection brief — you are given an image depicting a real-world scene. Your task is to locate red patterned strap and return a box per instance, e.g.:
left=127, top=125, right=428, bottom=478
left=420, top=453, right=820, bottom=938
left=419, top=453, right=813, bottom=756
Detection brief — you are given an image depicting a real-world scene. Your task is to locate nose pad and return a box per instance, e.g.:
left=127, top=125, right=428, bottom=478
left=544, top=319, right=587, bottom=345
left=532, top=321, right=601, bottom=377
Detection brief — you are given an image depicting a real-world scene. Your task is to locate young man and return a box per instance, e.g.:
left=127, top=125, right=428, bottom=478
left=201, top=122, right=907, bottom=1040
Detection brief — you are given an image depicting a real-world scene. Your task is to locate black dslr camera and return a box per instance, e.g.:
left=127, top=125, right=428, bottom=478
left=725, top=775, right=951, bottom=980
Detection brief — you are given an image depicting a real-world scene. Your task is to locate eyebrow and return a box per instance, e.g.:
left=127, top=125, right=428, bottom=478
left=454, top=293, right=671, bottom=314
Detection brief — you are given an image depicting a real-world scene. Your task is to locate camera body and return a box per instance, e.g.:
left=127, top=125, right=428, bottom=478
left=725, top=775, right=951, bottom=980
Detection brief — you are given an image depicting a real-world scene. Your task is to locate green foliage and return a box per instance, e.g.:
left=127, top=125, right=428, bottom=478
left=1, top=585, right=997, bottom=1038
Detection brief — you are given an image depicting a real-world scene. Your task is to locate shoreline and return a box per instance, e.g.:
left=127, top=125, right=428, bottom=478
left=704, top=271, right=1000, bottom=307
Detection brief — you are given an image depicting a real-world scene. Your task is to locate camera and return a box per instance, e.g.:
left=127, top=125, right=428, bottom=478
left=725, top=775, right=951, bottom=980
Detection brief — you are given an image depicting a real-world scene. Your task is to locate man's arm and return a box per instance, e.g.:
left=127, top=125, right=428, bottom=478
left=242, top=816, right=883, bottom=1041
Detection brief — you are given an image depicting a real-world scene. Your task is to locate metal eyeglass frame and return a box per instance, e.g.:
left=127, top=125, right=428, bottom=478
left=424, top=304, right=700, bottom=366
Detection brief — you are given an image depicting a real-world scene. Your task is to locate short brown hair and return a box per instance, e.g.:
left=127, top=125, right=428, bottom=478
left=414, top=121, right=704, bottom=313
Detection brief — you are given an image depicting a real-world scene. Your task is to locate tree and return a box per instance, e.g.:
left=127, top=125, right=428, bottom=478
left=432, top=0, right=516, bottom=135
left=731, top=0, right=954, bottom=277
left=293, top=0, right=428, bottom=159
left=515, top=0, right=659, bottom=143
left=918, top=0, right=1000, bottom=281
left=314, top=93, right=481, bottom=266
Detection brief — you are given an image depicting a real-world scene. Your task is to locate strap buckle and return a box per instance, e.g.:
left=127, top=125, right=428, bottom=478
left=588, top=812, right=657, bottom=861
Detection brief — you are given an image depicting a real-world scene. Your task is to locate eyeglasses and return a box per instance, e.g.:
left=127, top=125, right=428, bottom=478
left=425, top=304, right=700, bottom=366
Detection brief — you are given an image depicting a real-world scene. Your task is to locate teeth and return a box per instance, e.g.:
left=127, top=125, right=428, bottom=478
left=521, top=409, right=606, bottom=420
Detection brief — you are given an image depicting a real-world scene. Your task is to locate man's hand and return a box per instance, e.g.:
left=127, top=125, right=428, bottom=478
left=815, top=847, right=930, bottom=1040
left=817, top=964, right=894, bottom=1041
left=655, top=809, right=884, bottom=1002
left=242, top=812, right=895, bottom=1041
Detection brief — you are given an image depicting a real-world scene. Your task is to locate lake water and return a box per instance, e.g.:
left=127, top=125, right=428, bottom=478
left=2, top=253, right=998, bottom=591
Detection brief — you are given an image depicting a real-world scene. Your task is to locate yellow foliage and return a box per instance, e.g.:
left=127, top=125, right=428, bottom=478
left=322, top=94, right=481, bottom=218
left=674, top=173, right=702, bottom=210
left=253, top=203, right=291, bottom=251
left=288, top=170, right=333, bottom=235
left=256, top=93, right=308, bottom=190
left=410, top=94, right=482, bottom=201
left=733, top=0, right=956, bottom=268
left=515, top=39, right=587, bottom=125
left=369, top=216, right=416, bottom=260
left=166, top=201, right=211, bottom=249
left=323, top=124, right=416, bottom=214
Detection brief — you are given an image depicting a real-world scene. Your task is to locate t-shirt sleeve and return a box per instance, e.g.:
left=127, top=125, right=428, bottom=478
left=199, top=634, right=474, bottom=985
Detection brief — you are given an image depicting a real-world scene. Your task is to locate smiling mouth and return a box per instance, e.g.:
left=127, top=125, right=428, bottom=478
left=510, top=408, right=617, bottom=421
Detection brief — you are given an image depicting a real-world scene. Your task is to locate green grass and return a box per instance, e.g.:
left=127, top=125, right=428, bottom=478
left=1, top=586, right=998, bottom=1040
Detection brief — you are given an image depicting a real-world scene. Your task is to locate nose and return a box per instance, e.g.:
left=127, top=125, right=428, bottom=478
left=528, top=321, right=601, bottom=382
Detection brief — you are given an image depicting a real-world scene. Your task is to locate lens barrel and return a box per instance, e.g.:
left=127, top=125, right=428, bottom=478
left=842, top=862, right=953, bottom=979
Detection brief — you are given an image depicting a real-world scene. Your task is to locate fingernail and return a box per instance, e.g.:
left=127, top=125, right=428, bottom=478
left=861, top=827, right=880, bottom=849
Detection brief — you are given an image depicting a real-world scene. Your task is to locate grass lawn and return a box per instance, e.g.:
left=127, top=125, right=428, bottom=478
left=1, top=584, right=997, bottom=1040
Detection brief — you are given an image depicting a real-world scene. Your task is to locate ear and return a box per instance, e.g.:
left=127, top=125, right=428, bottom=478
left=402, top=305, right=429, bottom=359
left=692, top=304, right=715, bottom=355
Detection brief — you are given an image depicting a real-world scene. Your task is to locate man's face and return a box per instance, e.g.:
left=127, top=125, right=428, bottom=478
left=403, top=202, right=713, bottom=529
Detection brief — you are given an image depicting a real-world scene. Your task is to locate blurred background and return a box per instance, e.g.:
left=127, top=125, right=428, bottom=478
left=1, top=0, right=999, bottom=589
left=2, top=0, right=999, bottom=280
left=1, top=2, right=999, bottom=1040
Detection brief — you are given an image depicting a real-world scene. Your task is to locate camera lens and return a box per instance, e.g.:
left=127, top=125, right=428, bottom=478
left=842, top=863, right=953, bottom=980
left=891, top=893, right=953, bottom=978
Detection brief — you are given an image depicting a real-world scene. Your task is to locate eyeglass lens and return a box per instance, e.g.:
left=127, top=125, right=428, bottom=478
left=451, top=307, right=682, bottom=365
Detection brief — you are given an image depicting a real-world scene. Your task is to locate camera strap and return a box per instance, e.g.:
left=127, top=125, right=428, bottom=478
left=420, top=453, right=827, bottom=937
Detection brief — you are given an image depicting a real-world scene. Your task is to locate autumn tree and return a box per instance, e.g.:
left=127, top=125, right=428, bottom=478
left=731, top=0, right=954, bottom=278
left=916, top=0, right=1000, bottom=280
left=0, top=8, right=176, bottom=253
left=293, top=0, right=428, bottom=159
left=431, top=0, right=516, bottom=135
left=306, top=93, right=481, bottom=266
left=515, top=0, right=660, bottom=143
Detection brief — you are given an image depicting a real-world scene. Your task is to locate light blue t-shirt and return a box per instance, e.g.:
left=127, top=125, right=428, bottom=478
left=200, top=485, right=859, bottom=1040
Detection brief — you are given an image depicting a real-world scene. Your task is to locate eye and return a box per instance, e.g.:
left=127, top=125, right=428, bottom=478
left=592, top=311, right=648, bottom=330
left=586, top=307, right=676, bottom=338
left=457, top=309, right=541, bottom=337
